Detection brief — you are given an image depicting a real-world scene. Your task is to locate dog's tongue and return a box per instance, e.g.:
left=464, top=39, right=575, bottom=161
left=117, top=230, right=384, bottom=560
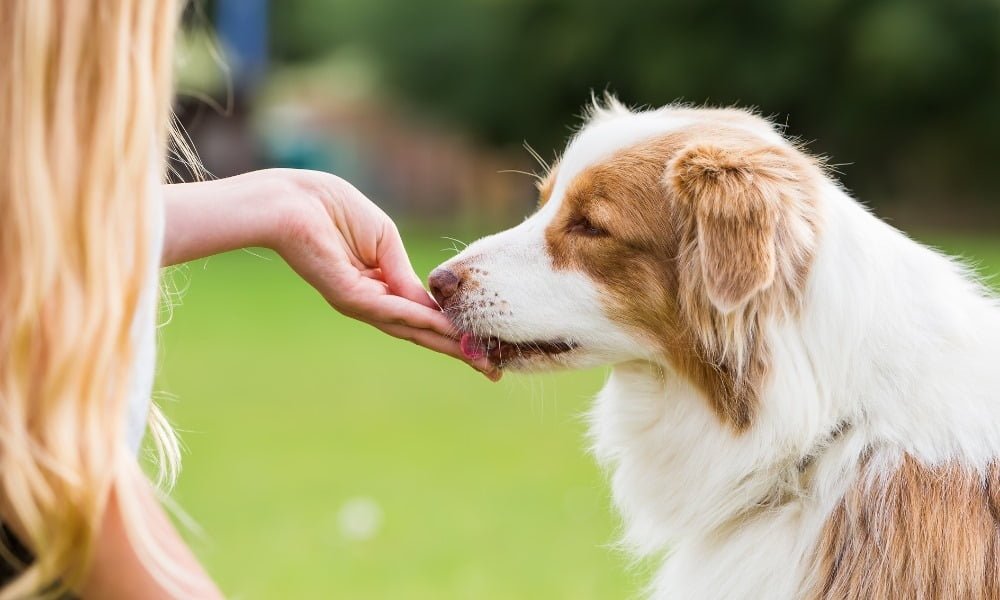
left=460, top=333, right=488, bottom=360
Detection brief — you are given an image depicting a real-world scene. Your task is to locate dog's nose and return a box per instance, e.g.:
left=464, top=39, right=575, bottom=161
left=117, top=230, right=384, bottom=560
left=429, top=268, right=461, bottom=306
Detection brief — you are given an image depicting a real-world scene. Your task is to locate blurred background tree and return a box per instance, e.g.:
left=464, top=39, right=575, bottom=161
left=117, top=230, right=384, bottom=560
left=262, top=0, right=1000, bottom=220
left=184, top=0, right=1000, bottom=226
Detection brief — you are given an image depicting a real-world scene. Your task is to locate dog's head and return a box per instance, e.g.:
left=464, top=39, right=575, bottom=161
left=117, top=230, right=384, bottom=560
left=431, top=100, right=823, bottom=430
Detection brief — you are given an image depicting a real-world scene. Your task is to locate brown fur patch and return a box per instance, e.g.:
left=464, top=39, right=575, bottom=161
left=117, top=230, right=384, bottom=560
left=544, top=117, right=821, bottom=430
left=807, top=455, right=1000, bottom=599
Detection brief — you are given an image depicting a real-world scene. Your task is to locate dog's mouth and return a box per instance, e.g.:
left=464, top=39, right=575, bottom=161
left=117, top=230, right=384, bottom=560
left=459, top=333, right=577, bottom=367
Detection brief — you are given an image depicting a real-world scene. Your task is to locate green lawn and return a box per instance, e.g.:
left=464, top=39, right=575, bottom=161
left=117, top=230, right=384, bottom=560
left=153, top=230, right=999, bottom=599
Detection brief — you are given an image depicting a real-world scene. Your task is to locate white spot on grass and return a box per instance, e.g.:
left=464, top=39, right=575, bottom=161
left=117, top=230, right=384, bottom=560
left=337, top=496, right=383, bottom=541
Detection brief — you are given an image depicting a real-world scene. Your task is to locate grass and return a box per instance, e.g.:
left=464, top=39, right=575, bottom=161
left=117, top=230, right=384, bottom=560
left=153, top=229, right=1000, bottom=599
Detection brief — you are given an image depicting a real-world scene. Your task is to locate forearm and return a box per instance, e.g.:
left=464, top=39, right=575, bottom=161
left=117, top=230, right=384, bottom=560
left=162, top=171, right=291, bottom=266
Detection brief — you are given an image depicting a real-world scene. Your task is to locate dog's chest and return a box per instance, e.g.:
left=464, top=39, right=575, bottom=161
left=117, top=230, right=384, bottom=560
left=589, top=366, right=827, bottom=599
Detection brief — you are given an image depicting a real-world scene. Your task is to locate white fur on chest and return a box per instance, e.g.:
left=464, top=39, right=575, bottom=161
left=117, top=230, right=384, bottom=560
left=590, top=365, right=851, bottom=600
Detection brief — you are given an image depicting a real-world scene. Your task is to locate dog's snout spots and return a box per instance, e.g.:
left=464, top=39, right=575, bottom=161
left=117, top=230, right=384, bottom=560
left=429, top=268, right=462, bottom=307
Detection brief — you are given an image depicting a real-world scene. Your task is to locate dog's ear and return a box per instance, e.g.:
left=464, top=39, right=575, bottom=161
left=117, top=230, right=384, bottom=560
left=667, top=143, right=800, bottom=313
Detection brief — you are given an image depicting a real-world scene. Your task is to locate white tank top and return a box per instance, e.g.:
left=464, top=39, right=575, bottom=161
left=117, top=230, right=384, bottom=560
left=124, top=173, right=164, bottom=452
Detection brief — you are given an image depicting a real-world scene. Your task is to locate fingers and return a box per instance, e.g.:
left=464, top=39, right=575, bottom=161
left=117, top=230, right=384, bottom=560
left=330, top=269, right=457, bottom=337
left=363, top=295, right=459, bottom=338
left=376, top=322, right=502, bottom=381
left=337, top=278, right=503, bottom=381
left=376, top=223, right=440, bottom=310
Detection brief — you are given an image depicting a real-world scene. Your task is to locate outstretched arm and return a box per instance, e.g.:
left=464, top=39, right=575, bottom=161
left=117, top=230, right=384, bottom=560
left=162, top=169, right=498, bottom=380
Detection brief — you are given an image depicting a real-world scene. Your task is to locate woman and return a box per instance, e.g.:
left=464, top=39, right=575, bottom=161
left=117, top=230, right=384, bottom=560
left=0, top=2, right=496, bottom=597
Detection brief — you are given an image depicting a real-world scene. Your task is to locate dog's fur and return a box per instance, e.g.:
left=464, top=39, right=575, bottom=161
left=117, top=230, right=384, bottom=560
left=431, top=99, right=1000, bottom=599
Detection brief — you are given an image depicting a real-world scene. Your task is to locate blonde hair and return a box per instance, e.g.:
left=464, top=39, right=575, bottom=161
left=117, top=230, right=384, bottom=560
left=0, top=1, right=185, bottom=596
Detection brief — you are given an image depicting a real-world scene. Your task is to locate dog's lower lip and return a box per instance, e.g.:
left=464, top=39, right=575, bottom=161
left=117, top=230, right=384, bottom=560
left=459, top=333, right=577, bottom=365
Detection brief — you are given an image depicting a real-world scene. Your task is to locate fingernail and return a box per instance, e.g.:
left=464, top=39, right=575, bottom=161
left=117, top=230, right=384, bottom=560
left=483, top=368, right=502, bottom=382
left=470, top=363, right=502, bottom=382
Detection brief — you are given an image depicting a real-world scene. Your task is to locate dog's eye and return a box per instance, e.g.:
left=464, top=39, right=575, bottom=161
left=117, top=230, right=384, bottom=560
left=567, top=216, right=608, bottom=237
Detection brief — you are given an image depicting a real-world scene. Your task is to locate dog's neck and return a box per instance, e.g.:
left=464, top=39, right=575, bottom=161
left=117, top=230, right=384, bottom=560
left=591, top=361, right=854, bottom=556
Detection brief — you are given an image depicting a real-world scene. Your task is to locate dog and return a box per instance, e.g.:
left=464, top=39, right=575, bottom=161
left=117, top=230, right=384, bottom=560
left=429, top=98, right=1000, bottom=599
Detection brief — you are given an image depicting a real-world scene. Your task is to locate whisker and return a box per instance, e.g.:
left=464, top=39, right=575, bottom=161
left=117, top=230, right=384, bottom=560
left=498, top=169, right=543, bottom=183
left=523, top=141, right=551, bottom=172
left=441, top=236, right=469, bottom=249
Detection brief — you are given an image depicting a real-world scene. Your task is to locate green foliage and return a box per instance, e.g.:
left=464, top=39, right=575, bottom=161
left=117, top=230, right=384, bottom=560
left=268, top=0, right=1000, bottom=208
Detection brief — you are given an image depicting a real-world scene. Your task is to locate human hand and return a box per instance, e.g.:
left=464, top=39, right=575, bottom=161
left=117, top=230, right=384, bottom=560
left=263, top=169, right=501, bottom=381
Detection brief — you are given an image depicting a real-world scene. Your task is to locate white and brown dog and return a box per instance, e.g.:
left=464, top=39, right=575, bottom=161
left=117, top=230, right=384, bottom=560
left=429, top=98, right=1000, bottom=599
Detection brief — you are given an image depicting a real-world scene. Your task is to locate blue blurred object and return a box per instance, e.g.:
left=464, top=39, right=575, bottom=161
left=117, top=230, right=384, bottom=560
left=215, top=0, right=269, bottom=91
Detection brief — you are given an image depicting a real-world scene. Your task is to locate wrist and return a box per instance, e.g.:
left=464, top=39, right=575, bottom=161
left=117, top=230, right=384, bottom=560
left=254, top=169, right=339, bottom=256
left=161, top=169, right=337, bottom=266
left=243, top=170, right=300, bottom=252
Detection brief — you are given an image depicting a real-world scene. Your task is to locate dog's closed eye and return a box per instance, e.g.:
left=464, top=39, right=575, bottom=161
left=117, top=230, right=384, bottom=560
left=567, top=215, right=608, bottom=237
